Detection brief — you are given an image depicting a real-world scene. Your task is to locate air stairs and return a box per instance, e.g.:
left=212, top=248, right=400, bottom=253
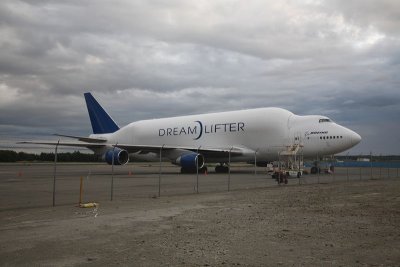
left=276, top=143, right=304, bottom=179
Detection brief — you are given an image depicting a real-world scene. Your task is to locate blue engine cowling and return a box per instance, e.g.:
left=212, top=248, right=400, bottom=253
left=104, top=148, right=129, bottom=165
left=175, top=153, right=204, bottom=170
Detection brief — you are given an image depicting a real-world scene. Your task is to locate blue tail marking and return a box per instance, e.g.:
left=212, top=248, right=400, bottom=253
left=84, top=92, right=119, bottom=134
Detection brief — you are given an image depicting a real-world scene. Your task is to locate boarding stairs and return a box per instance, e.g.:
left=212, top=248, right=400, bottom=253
left=277, top=143, right=304, bottom=177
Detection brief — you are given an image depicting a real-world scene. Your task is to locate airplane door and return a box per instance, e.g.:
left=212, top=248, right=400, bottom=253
left=294, top=132, right=302, bottom=145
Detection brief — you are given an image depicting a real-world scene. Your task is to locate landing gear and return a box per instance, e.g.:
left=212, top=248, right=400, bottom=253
left=180, top=166, right=208, bottom=174
left=310, top=166, right=321, bottom=174
left=215, top=164, right=229, bottom=173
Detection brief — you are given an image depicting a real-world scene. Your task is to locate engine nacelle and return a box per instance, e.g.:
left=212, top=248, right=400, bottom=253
left=103, top=148, right=129, bottom=165
left=175, top=153, right=204, bottom=170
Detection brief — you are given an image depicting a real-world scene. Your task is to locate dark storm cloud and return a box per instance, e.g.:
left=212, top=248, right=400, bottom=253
left=0, top=0, right=399, bottom=154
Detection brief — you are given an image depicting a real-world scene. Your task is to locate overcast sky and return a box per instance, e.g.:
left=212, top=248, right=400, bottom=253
left=0, top=0, right=399, bottom=155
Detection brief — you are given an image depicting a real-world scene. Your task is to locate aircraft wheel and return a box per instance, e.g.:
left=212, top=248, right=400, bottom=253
left=215, top=165, right=229, bottom=173
left=310, top=166, right=318, bottom=174
left=181, top=167, right=208, bottom=174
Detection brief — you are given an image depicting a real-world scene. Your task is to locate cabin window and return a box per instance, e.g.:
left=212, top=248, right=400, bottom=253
left=319, top=118, right=331, bottom=123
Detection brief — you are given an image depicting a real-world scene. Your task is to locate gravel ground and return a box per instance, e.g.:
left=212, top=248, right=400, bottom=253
left=1, top=179, right=399, bottom=266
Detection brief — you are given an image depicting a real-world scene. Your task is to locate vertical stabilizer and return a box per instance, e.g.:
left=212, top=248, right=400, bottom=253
left=84, top=92, right=119, bottom=134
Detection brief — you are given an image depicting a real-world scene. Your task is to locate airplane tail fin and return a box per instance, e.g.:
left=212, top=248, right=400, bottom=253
left=84, top=92, right=120, bottom=134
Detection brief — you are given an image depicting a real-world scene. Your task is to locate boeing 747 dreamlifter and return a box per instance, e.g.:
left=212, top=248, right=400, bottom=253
left=20, top=92, right=361, bottom=173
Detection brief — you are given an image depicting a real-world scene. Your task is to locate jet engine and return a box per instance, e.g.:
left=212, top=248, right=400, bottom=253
left=175, top=153, right=205, bottom=171
left=103, top=148, right=129, bottom=165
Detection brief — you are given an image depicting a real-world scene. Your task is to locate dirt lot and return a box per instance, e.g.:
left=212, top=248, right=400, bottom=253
left=1, top=179, right=399, bottom=266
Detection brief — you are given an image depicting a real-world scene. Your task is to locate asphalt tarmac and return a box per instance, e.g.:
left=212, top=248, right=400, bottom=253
left=0, top=163, right=399, bottom=266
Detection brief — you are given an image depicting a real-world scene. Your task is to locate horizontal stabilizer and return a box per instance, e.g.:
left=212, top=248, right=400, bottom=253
left=17, top=140, right=106, bottom=148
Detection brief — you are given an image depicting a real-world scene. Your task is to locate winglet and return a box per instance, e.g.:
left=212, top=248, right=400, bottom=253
left=84, top=92, right=119, bottom=134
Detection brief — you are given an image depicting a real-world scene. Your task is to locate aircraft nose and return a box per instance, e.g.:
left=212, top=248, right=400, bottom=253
left=350, top=131, right=362, bottom=146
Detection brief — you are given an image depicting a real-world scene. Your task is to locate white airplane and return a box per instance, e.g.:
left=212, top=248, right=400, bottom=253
left=20, top=92, right=361, bottom=173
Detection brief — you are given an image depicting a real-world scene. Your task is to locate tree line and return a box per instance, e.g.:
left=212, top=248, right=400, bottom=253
left=0, top=150, right=100, bottom=162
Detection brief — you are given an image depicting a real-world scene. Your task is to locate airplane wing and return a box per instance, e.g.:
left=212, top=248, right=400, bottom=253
left=17, top=140, right=106, bottom=149
left=17, top=134, right=108, bottom=149
left=17, top=141, right=254, bottom=158
left=114, top=144, right=253, bottom=158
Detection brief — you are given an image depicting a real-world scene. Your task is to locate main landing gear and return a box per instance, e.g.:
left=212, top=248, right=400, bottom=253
left=180, top=166, right=208, bottom=174
left=215, top=164, right=229, bottom=173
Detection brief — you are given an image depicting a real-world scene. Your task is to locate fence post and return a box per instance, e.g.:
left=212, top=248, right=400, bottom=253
left=52, top=139, right=60, bottom=207
left=228, top=147, right=233, bottom=191
left=317, top=152, right=320, bottom=184
left=254, top=149, right=259, bottom=176
left=110, top=143, right=117, bottom=201
left=332, top=155, right=336, bottom=183
left=79, top=176, right=83, bottom=205
left=370, top=152, right=373, bottom=179
left=158, top=144, right=164, bottom=197
left=278, top=151, right=281, bottom=185
left=196, top=146, right=201, bottom=193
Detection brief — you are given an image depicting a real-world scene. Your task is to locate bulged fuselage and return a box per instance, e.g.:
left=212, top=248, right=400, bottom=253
left=91, top=107, right=361, bottom=163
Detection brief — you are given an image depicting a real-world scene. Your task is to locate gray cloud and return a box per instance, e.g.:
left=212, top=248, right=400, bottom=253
left=0, top=0, right=399, bottom=154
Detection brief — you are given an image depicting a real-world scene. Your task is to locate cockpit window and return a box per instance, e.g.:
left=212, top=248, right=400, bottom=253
left=319, top=118, right=331, bottom=123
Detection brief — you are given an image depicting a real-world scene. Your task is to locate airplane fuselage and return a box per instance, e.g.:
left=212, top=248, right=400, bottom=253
left=91, top=107, right=361, bottom=163
left=20, top=93, right=362, bottom=170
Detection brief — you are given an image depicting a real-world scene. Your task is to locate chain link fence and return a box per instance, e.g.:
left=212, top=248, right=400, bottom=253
left=1, top=159, right=399, bottom=210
